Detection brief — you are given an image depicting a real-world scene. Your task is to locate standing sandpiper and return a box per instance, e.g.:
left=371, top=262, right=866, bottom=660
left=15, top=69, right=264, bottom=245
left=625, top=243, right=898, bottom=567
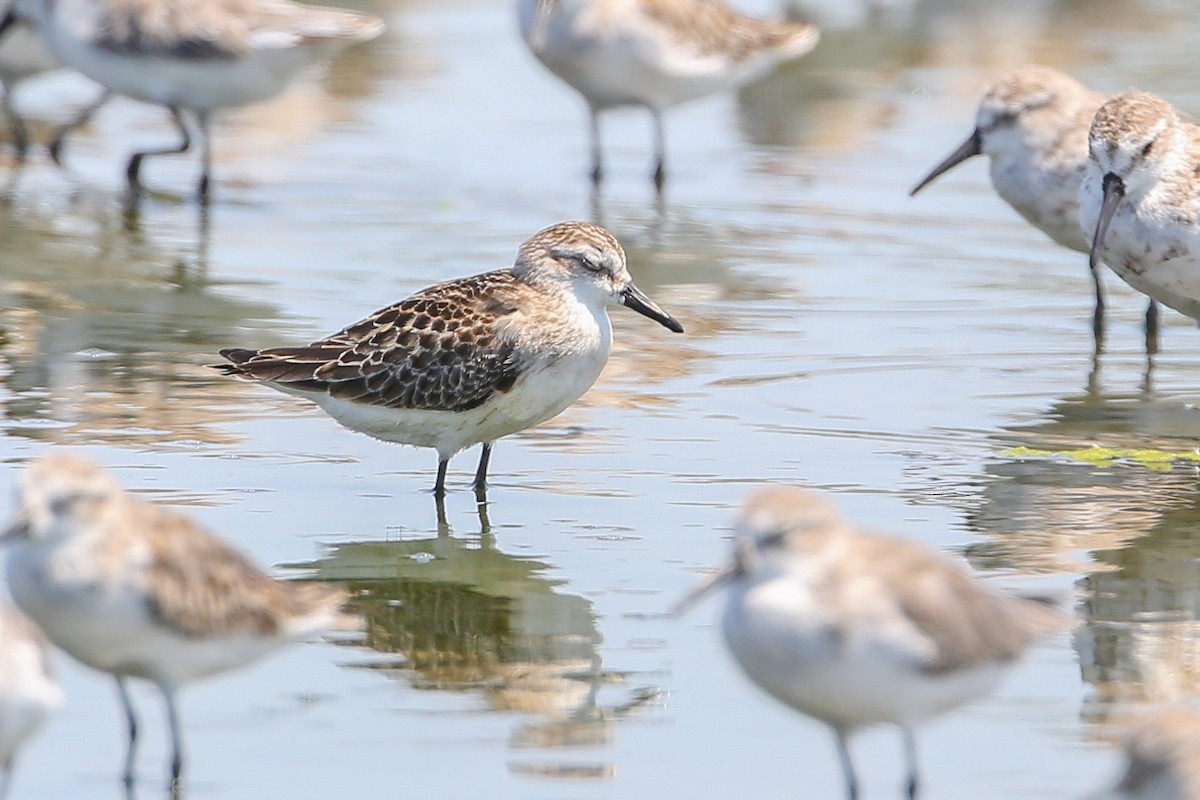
left=0, top=0, right=384, bottom=200
left=676, top=486, right=1067, bottom=800
left=214, top=221, right=684, bottom=498
left=0, top=604, right=60, bottom=798
left=1081, top=90, right=1200, bottom=328
left=0, top=0, right=56, bottom=160
left=517, top=0, right=819, bottom=191
left=2, top=452, right=351, bottom=790
left=910, top=66, right=1158, bottom=338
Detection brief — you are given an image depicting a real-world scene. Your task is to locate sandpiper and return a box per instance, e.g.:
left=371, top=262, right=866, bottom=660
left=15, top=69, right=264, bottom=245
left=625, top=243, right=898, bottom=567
left=1089, top=708, right=1200, bottom=800
left=517, top=0, right=819, bottom=190
left=0, top=0, right=384, bottom=199
left=910, top=66, right=1158, bottom=336
left=675, top=486, right=1067, bottom=800
left=1081, top=90, right=1200, bottom=327
left=2, top=452, right=351, bottom=790
left=0, top=0, right=56, bottom=160
left=0, top=604, right=60, bottom=798
left=215, top=221, right=684, bottom=498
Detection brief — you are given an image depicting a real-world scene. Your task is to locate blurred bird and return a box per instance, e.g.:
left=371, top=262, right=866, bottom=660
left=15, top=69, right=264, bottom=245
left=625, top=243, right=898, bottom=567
left=0, top=603, right=60, bottom=799
left=911, top=66, right=1158, bottom=338
left=2, top=452, right=352, bottom=790
left=0, top=0, right=56, bottom=160
left=517, top=0, right=819, bottom=191
left=1081, top=89, right=1200, bottom=331
left=214, top=221, right=683, bottom=498
left=676, top=486, right=1068, bottom=800
left=0, top=0, right=384, bottom=200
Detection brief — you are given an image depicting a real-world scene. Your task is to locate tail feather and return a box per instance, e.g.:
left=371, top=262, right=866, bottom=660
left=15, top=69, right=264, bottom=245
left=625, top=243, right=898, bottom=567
left=762, top=20, right=819, bottom=59
left=210, top=346, right=344, bottom=385
left=291, top=8, right=386, bottom=45
left=283, top=581, right=361, bottom=635
left=1015, top=592, right=1074, bottom=638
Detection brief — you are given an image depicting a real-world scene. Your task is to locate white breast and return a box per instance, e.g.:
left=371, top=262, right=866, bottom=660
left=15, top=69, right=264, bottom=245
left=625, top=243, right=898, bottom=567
left=721, top=575, right=1006, bottom=730
left=1080, top=165, right=1200, bottom=321
left=306, top=294, right=614, bottom=458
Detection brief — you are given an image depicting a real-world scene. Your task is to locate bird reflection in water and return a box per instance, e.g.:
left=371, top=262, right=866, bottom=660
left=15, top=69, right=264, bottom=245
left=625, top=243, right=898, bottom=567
left=1078, top=501, right=1200, bottom=728
left=912, top=338, right=1200, bottom=736
left=958, top=334, right=1191, bottom=576
left=291, top=504, right=660, bottom=775
left=0, top=197, right=281, bottom=448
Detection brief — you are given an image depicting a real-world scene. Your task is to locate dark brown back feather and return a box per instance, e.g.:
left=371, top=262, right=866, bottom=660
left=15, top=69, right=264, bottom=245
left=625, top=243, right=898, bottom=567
left=213, top=271, right=529, bottom=413
left=93, top=0, right=382, bottom=60
left=132, top=499, right=344, bottom=639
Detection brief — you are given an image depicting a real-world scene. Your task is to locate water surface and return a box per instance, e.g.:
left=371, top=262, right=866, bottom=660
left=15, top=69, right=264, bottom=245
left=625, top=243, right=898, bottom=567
left=5, top=1, right=1200, bottom=797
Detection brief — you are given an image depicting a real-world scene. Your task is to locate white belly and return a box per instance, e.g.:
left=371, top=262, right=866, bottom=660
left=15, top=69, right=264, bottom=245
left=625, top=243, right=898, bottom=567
left=721, top=580, right=1006, bottom=730
left=39, top=18, right=316, bottom=110
left=0, top=689, right=55, bottom=764
left=992, top=156, right=1089, bottom=254
left=518, top=0, right=775, bottom=110
left=1080, top=177, right=1200, bottom=320
left=7, top=546, right=284, bottom=687
left=0, top=620, right=59, bottom=763
left=307, top=345, right=610, bottom=458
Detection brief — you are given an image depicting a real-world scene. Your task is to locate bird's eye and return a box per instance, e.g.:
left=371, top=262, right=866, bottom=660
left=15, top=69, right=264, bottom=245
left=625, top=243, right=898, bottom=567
left=578, top=254, right=604, bottom=273
left=1141, top=140, right=1155, bottom=157
left=981, top=110, right=1016, bottom=132
left=757, top=531, right=787, bottom=550
left=49, top=496, right=74, bottom=515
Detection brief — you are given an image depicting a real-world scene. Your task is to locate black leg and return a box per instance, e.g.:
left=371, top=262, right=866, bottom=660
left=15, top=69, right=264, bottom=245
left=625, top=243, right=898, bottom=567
left=0, top=757, right=12, bottom=800
left=1087, top=323, right=1104, bottom=398
left=834, top=730, right=859, bottom=800
left=1090, top=259, right=1106, bottom=339
left=589, top=107, right=603, bottom=186
left=196, top=110, right=212, bottom=203
left=116, top=678, right=139, bottom=789
left=433, top=458, right=449, bottom=499
left=162, top=685, right=184, bottom=793
left=476, top=498, right=491, bottom=534
left=2, top=86, right=28, bottom=162
left=1145, top=299, right=1159, bottom=354
left=651, top=107, right=666, bottom=193
left=472, top=443, right=492, bottom=492
left=902, top=727, right=920, bottom=799
left=434, top=491, right=449, bottom=529
left=125, top=107, right=191, bottom=190
left=48, top=89, right=112, bottom=166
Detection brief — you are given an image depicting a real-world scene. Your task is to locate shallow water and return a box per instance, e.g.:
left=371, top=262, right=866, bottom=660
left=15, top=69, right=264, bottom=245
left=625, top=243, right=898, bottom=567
left=5, top=0, right=1200, bottom=797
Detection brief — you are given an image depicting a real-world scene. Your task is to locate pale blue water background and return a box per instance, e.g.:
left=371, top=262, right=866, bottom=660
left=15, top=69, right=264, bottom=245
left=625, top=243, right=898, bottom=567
left=4, top=0, right=1200, bottom=797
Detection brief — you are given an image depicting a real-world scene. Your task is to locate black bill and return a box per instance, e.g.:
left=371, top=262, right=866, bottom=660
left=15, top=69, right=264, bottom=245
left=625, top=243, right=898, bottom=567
left=1089, top=172, right=1125, bottom=273
left=0, top=515, right=29, bottom=543
left=910, top=129, right=983, bottom=196
left=622, top=284, right=684, bottom=333
left=672, top=560, right=742, bottom=616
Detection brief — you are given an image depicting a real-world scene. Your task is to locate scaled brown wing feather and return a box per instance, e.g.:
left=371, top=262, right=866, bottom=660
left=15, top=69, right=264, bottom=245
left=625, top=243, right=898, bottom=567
left=95, top=0, right=378, bottom=59
left=96, top=0, right=258, bottom=58
left=217, top=272, right=526, bottom=413
left=640, top=0, right=816, bottom=61
left=136, top=501, right=343, bottom=639
left=859, top=535, right=1062, bottom=674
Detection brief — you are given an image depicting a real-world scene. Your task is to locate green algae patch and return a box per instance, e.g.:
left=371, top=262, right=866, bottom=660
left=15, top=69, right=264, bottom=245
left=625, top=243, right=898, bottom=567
left=1002, top=445, right=1200, bottom=471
